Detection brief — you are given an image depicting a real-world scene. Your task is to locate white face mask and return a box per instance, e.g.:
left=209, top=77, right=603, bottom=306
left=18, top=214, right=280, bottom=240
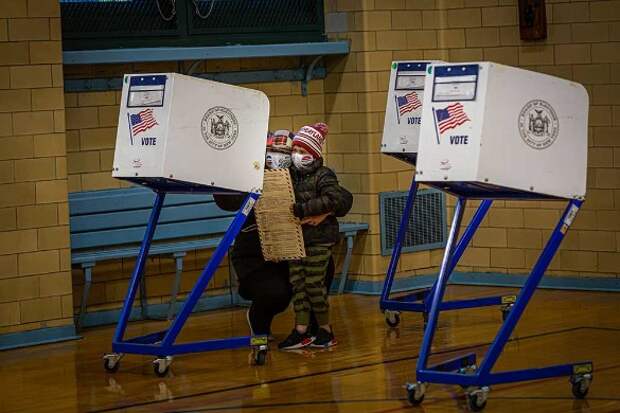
left=292, top=152, right=314, bottom=169
left=265, top=151, right=291, bottom=169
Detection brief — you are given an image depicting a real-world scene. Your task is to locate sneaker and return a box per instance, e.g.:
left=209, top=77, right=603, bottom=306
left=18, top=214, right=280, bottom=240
left=278, top=329, right=314, bottom=350
left=310, top=327, right=337, bottom=348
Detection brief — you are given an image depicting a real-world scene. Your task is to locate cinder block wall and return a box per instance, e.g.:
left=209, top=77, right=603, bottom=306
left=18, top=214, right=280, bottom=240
left=325, top=0, right=620, bottom=279
left=61, top=0, right=620, bottom=315
left=0, top=0, right=74, bottom=335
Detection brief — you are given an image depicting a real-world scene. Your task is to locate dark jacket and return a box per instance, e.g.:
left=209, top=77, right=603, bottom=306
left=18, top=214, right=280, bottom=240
left=291, top=158, right=353, bottom=246
left=213, top=194, right=280, bottom=281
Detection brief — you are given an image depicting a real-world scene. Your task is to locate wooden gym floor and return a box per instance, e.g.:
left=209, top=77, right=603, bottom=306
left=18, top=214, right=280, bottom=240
left=1, top=286, right=620, bottom=412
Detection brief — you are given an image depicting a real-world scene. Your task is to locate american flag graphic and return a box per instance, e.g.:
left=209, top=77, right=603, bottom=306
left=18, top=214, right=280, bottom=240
left=435, top=103, right=470, bottom=134
left=396, top=92, right=422, bottom=115
left=129, top=109, right=158, bottom=136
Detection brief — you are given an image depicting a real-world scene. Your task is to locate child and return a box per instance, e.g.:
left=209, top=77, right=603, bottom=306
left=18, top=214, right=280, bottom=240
left=278, top=123, right=353, bottom=349
left=265, top=129, right=294, bottom=170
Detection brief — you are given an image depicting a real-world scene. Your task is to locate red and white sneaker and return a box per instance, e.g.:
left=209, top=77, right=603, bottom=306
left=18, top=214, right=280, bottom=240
left=278, top=329, right=315, bottom=350
left=310, top=327, right=337, bottom=348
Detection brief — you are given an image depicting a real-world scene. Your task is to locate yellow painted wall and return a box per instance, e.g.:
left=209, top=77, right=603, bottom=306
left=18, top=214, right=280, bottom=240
left=324, top=0, right=620, bottom=280
left=0, top=0, right=74, bottom=334
left=58, top=0, right=620, bottom=314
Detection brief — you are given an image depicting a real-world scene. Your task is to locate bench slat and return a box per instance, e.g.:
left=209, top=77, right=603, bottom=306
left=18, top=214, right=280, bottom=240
left=70, top=202, right=234, bottom=233
left=71, top=217, right=233, bottom=250
left=69, top=188, right=214, bottom=215
left=72, top=237, right=223, bottom=264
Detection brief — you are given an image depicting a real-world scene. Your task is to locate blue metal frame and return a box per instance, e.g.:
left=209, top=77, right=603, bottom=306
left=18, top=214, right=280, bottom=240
left=380, top=176, right=512, bottom=317
left=414, top=197, right=592, bottom=391
left=110, top=190, right=261, bottom=358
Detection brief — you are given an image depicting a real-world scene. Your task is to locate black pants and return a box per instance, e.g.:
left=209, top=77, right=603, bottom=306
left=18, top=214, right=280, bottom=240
left=237, top=258, right=335, bottom=335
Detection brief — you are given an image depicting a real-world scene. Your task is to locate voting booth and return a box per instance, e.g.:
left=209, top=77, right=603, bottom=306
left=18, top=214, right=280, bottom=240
left=416, top=62, right=588, bottom=200
left=381, top=61, right=443, bottom=165
left=379, top=61, right=516, bottom=333
left=103, top=74, right=271, bottom=376
left=402, top=63, right=592, bottom=410
left=113, top=72, right=269, bottom=193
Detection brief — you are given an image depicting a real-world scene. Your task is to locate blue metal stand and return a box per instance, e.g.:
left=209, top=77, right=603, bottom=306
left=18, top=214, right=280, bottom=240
left=103, top=190, right=269, bottom=376
left=380, top=177, right=516, bottom=328
left=406, top=197, right=593, bottom=410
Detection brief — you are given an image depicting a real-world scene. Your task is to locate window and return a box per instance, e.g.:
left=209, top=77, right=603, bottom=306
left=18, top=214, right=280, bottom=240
left=61, top=0, right=326, bottom=50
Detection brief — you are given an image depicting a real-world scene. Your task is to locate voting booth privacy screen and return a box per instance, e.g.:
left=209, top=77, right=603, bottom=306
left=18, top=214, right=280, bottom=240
left=112, top=73, right=270, bottom=193
left=416, top=62, right=588, bottom=200
left=381, top=61, right=444, bottom=165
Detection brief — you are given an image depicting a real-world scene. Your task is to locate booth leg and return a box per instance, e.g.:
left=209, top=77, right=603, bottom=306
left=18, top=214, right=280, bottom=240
left=380, top=195, right=494, bottom=326
left=380, top=179, right=418, bottom=325
left=476, top=199, right=583, bottom=380
left=160, top=193, right=259, bottom=348
left=422, top=199, right=493, bottom=314
left=113, top=192, right=166, bottom=344
left=409, top=199, right=591, bottom=409
left=416, top=197, right=467, bottom=371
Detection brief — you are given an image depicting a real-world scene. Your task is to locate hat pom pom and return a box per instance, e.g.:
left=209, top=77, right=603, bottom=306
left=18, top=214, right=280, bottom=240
left=313, top=122, right=328, bottom=138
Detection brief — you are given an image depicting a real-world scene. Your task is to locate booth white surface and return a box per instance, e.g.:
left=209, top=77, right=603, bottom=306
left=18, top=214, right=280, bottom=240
left=381, top=61, right=444, bottom=164
left=415, top=62, right=588, bottom=199
left=112, top=72, right=270, bottom=193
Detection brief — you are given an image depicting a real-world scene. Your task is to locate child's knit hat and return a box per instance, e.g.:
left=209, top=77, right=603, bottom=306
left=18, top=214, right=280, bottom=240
left=292, top=122, right=328, bottom=158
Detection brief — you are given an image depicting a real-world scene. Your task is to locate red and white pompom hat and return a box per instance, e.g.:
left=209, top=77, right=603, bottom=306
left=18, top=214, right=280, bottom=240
left=292, top=122, right=328, bottom=158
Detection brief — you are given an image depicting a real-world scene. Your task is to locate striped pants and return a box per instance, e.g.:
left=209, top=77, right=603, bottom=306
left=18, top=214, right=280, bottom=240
left=289, top=245, right=332, bottom=326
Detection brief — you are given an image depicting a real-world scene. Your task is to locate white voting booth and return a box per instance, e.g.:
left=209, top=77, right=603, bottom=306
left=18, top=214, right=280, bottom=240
left=104, top=73, right=272, bottom=376
left=400, top=62, right=593, bottom=409
left=113, top=72, right=269, bottom=193
left=416, top=62, right=588, bottom=199
left=381, top=61, right=443, bottom=165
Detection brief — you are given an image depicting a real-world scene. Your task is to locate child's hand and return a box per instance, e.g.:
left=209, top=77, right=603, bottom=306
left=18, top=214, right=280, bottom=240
left=300, top=212, right=332, bottom=226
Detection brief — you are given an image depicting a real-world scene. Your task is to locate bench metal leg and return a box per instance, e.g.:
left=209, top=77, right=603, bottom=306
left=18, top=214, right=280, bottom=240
left=76, top=263, right=95, bottom=332
left=167, top=252, right=186, bottom=320
left=228, top=251, right=238, bottom=306
left=139, top=273, right=148, bottom=319
left=337, top=234, right=355, bottom=294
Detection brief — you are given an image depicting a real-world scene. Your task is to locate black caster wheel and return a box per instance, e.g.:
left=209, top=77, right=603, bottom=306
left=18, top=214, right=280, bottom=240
left=385, top=311, right=400, bottom=328
left=254, top=349, right=267, bottom=366
left=406, top=382, right=426, bottom=406
left=466, top=387, right=489, bottom=412
left=103, top=357, right=119, bottom=373
left=153, top=356, right=172, bottom=377
left=103, top=353, right=122, bottom=373
left=570, top=374, right=591, bottom=399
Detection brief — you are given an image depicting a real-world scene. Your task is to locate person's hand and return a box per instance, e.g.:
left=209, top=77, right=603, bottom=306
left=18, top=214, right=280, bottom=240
left=300, top=212, right=332, bottom=226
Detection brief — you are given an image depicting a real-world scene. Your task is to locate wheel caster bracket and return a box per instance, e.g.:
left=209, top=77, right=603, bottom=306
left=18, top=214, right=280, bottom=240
left=153, top=355, right=173, bottom=377
left=406, top=381, right=427, bottom=405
